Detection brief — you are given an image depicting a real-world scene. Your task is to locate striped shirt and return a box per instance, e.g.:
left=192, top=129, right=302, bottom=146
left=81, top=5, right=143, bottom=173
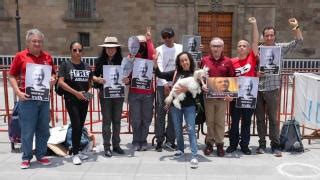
left=258, top=39, right=303, bottom=91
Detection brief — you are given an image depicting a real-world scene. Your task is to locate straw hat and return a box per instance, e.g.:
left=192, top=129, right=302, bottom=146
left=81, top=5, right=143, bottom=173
left=98, top=36, right=121, bottom=47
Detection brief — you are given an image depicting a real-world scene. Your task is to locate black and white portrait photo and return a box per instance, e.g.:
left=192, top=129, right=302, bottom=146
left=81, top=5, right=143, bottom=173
left=131, top=58, right=153, bottom=90
left=259, top=46, right=281, bottom=74
left=206, top=77, right=239, bottom=98
left=182, top=35, right=202, bottom=62
left=121, top=57, right=134, bottom=77
left=103, top=65, right=125, bottom=98
left=128, top=36, right=140, bottom=57
left=236, top=76, right=259, bottom=108
left=25, top=63, right=52, bottom=101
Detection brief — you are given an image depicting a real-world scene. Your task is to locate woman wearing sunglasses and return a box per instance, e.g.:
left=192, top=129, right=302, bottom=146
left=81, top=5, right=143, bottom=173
left=57, top=41, right=92, bottom=165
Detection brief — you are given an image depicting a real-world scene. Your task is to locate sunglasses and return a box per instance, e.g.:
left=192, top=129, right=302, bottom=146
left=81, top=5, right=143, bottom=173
left=162, top=35, right=173, bottom=39
left=72, top=49, right=83, bottom=53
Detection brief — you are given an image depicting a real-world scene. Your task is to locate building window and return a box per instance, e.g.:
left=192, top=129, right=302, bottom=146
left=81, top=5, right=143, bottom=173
left=79, top=32, right=90, bottom=47
left=65, top=0, right=103, bottom=21
left=0, top=0, right=10, bottom=20
left=74, top=0, right=91, bottom=18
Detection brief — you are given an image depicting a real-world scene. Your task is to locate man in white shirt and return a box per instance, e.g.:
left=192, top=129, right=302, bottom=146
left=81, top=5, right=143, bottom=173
left=154, top=28, right=182, bottom=152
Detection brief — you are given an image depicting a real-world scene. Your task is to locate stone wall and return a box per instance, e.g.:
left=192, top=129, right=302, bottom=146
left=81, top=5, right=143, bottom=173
left=0, top=0, right=318, bottom=58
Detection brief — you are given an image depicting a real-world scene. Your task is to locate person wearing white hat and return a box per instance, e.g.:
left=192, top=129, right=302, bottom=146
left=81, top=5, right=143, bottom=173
left=93, top=36, right=125, bottom=157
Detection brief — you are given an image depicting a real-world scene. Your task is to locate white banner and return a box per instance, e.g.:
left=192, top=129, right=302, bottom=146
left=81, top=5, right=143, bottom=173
left=293, top=73, right=320, bottom=128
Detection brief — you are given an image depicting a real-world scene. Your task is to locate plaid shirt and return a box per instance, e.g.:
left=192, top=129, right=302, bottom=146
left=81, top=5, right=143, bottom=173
left=258, top=39, right=303, bottom=91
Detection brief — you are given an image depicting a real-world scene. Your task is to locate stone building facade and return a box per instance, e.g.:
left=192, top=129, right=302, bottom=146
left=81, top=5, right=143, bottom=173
left=0, top=0, right=319, bottom=58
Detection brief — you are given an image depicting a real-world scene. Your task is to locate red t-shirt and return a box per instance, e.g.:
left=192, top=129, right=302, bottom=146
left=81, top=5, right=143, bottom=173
left=129, top=39, right=155, bottom=95
left=201, top=55, right=235, bottom=77
left=231, top=50, right=257, bottom=77
left=9, top=49, right=54, bottom=92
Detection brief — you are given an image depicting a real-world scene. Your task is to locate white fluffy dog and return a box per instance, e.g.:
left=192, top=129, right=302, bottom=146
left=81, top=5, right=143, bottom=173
left=165, top=67, right=208, bottom=109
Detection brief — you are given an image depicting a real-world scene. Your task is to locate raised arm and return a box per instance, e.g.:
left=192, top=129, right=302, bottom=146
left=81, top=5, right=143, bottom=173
left=289, top=18, right=303, bottom=40
left=248, top=17, right=259, bottom=55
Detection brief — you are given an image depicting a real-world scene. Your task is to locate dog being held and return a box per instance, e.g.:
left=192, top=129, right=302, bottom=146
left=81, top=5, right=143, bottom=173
left=164, top=67, right=208, bottom=109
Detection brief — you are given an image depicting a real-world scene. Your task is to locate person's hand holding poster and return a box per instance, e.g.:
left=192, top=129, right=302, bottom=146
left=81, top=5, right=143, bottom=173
left=25, top=63, right=52, bottom=101
left=103, top=65, right=125, bottom=98
left=236, top=76, right=259, bottom=108
left=259, top=46, right=281, bottom=75
left=206, top=77, right=239, bottom=98
left=131, top=58, right=153, bottom=90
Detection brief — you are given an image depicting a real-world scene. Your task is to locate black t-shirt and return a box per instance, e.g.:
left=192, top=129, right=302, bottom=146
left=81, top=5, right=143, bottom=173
left=155, top=68, right=196, bottom=107
left=93, top=57, right=122, bottom=90
left=58, top=60, right=92, bottom=99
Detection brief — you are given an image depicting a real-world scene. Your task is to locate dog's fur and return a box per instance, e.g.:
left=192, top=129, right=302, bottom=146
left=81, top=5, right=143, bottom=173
left=165, top=67, right=208, bottom=109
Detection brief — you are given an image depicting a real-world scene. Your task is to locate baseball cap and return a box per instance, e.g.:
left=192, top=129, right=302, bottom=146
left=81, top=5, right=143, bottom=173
left=161, top=27, right=175, bottom=38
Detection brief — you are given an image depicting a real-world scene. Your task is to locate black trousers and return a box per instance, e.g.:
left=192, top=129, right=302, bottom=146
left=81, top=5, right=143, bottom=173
left=65, top=98, right=89, bottom=155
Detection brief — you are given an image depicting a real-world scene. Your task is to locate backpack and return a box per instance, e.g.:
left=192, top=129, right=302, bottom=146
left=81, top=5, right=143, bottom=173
left=64, top=125, right=90, bottom=151
left=8, top=102, right=21, bottom=144
left=55, top=60, right=75, bottom=96
left=195, top=93, right=206, bottom=125
left=279, top=119, right=304, bottom=152
left=55, top=81, right=64, bottom=96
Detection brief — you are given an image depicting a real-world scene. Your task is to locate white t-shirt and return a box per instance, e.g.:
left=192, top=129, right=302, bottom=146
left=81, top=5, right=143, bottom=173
left=156, top=43, right=182, bottom=86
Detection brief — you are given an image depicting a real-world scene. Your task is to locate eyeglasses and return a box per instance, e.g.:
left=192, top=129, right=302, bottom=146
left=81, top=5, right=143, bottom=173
left=31, top=40, right=43, bottom=44
left=211, top=44, right=223, bottom=48
left=72, top=49, right=83, bottom=53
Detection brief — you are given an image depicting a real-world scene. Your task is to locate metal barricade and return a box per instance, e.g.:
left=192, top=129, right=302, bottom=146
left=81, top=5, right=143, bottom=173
left=1, top=56, right=320, bottom=139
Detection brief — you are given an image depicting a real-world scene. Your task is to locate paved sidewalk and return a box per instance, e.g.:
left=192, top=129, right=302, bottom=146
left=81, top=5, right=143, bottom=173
left=0, top=130, right=320, bottom=180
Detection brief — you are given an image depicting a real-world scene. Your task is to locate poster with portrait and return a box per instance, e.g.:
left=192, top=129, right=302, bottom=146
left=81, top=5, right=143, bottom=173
left=259, top=46, right=281, bottom=75
left=121, top=57, right=134, bottom=77
left=131, top=58, right=153, bottom=90
left=128, top=36, right=140, bottom=57
left=103, top=65, right=125, bottom=98
left=25, top=63, right=52, bottom=101
left=236, top=77, right=259, bottom=108
left=182, top=35, right=202, bottom=63
left=206, top=77, right=239, bottom=98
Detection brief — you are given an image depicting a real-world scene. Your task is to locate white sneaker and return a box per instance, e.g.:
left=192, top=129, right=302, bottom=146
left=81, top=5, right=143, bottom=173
left=190, top=158, right=198, bottom=169
left=79, top=153, right=89, bottom=160
left=72, top=154, right=82, bottom=165
left=173, top=150, right=184, bottom=159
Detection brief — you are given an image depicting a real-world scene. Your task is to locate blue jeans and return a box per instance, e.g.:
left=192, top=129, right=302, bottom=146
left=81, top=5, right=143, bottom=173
left=18, top=100, right=50, bottom=161
left=170, top=105, right=198, bottom=158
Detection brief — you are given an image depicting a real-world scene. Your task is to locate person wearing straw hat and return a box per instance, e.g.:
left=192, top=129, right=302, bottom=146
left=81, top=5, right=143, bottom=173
left=93, top=36, right=125, bottom=157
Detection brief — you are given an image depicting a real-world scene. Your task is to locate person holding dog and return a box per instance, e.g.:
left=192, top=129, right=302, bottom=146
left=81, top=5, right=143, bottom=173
left=153, top=52, right=199, bottom=169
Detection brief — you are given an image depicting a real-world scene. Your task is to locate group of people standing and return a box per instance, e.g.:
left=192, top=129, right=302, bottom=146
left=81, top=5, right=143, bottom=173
left=8, top=16, right=303, bottom=169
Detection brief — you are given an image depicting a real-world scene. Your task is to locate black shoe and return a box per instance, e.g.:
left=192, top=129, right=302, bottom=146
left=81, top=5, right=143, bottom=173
left=165, top=142, right=177, bottom=151
left=113, top=146, right=125, bottom=154
left=226, top=146, right=237, bottom=153
left=271, top=148, right=282, bottom=157
left=104, top=148, right=112, bottom=157
left=256, top=146, right=266, bottom=154
left=155, top=142, right=163, bottom=152
left=240, top=146, right=252, bottom=155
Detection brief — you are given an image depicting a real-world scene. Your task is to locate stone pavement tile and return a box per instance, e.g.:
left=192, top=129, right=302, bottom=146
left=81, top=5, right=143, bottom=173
left=85, top=162, right=139, bottom=176
left=187, top=176, right=237, bottom=180
left=136, top=162, right=186, bottom=176
left=81, top=175, right=135, bottom=180
left=134, top=175, right=186, bottom=180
